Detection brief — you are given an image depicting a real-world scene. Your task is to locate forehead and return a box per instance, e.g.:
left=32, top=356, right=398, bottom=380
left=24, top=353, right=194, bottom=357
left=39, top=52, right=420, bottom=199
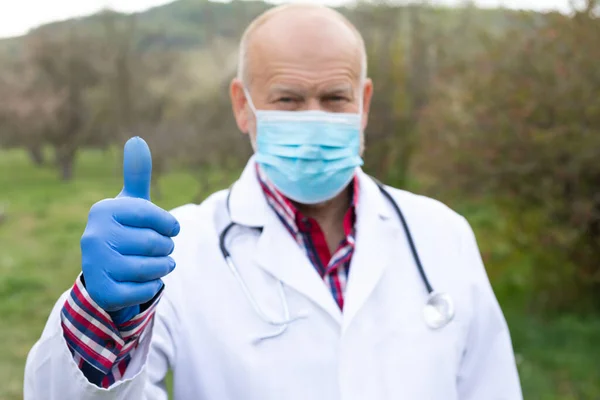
left=247, top=9, right=363, bottom=90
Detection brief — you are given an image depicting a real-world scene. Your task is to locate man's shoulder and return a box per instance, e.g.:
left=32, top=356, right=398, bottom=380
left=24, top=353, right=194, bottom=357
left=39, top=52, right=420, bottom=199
left=168, top=189, right=228, bottom=217
left=381, top=185, right=468, bottom=231
left=381, top=186, right=478, bottom=277
left=161, top=189, right=230, bottom=286
left=167, top=189, right=230, bottom=235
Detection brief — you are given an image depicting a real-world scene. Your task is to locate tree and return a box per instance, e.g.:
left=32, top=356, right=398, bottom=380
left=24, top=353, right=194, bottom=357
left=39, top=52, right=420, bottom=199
left=353, top=1, right=443, bottom=187
left=22, top=27, right=104, bottom=180
left=0, top=59, right=62, bottom=166
left=418, top=10, right=600, bottom=312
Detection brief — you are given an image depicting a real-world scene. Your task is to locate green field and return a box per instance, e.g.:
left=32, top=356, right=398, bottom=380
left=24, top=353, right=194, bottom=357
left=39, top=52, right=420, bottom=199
left=0, top=149, right=598, bottom=400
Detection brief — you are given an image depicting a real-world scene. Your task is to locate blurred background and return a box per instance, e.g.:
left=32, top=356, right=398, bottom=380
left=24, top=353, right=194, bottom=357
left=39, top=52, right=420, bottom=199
left=0, top=0, right=599, bottom=398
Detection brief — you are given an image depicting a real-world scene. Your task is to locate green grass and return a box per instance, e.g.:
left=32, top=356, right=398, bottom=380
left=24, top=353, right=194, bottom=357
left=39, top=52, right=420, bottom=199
left=0, top=149, right=598, bottom=399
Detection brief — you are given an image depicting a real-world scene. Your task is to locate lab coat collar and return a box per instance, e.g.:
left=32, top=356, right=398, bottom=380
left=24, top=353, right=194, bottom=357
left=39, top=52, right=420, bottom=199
left=228, top=156, right=393, bottom=227
left=341, top=170, right=398, bottom=332
left=228, top=155, right=271, bottom=228
left=228, top=156, right=342, bottom=323
left=354, top=168, right=394, bottom=220
left=227, top=156, right=399, bottom=327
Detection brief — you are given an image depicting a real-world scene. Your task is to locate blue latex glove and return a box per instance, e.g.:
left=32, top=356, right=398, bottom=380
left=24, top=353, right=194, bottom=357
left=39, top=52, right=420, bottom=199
left=80, top=137, right=180, bottom=325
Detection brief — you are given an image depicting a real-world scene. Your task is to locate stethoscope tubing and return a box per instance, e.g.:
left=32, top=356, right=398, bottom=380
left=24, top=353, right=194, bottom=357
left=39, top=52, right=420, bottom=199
left=218, top=177, right=452, bottom=333
left=375, top=183, right=434, bottom=294
left=220, top=178, right=435, bottom=295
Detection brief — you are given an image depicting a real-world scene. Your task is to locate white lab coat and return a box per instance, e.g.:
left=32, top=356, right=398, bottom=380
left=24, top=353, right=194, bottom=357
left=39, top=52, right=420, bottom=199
left=24, top=158, right=523, bottom=400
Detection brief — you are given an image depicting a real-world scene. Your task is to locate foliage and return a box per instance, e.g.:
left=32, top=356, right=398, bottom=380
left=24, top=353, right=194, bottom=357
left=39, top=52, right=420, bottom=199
left=0, top=149, right=598, bottom=400
left=0, top=1, right=599, bottom=396
left=0, top=0, right=521, bottom=54
left=1, top=0, right=597, bottom=313
left=0, top=9, right=250, bottom=185
left=0, top=30, right=110, bottom=179
left=417, top=10, right=600, bottom=312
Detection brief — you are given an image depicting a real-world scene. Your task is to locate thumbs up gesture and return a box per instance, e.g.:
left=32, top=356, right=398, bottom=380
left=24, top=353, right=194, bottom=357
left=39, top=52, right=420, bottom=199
left=80, top=137, right=180, bottom=324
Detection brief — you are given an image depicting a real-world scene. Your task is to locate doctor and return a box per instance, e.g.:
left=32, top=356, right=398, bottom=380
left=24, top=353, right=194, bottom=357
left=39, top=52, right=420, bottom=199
left=24, top=3, right=523, bottom=400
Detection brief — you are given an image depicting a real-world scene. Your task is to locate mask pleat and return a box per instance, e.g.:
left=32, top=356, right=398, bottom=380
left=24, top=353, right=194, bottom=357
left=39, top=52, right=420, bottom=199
left=250, top=101, right=364, bottom=204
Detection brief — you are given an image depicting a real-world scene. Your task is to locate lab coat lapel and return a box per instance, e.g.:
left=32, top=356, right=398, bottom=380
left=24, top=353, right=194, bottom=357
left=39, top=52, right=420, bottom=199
left=341, top=172, right=403, bottom=333
left=253, top=214, right=343, bottom=324
left=229, top=156, right=343, bottom=324
left=228, top=155, right=271, bottom=228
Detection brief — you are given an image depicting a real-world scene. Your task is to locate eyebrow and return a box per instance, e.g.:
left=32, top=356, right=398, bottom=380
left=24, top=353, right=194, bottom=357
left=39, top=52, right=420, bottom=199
left=269, top=85, right=308, bottom=97
left=321, top=84, right=354, bottom=95
left=269, top=83, right=354, bottom=97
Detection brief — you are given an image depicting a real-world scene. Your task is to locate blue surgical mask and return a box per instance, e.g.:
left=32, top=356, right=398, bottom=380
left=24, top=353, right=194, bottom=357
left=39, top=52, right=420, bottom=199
left=245, top=88, right=364, bottom=204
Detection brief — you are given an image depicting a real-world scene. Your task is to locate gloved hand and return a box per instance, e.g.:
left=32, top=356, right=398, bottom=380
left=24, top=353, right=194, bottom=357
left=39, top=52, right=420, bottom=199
left=80, top=137, right=180, bottom=325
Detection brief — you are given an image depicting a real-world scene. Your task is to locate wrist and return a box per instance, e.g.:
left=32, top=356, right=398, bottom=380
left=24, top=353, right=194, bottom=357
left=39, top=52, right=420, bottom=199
left=109, top=305, right=140, bottom=326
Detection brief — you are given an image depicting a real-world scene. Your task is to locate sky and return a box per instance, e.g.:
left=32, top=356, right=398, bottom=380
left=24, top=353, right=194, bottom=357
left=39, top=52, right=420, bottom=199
left=0, top=0, right=573, bottom=39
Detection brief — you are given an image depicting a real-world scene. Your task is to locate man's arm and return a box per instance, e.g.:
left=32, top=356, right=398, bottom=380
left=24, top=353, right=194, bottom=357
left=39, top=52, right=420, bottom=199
left=61, top=275, right=162, bottom=387
left=24, top=282, right=175, bottom=400
left=24, top=137, right=179, bottom=400
left=456, top=216, right=523, bottom=400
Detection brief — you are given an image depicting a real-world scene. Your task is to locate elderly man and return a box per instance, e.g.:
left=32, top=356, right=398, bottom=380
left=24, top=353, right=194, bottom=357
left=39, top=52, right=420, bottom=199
left=24, top=4, right=523, bottom=400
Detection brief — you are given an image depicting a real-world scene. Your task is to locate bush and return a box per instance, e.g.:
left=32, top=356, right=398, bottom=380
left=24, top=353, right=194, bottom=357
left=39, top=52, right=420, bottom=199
left=416, top=11, right=600, bottom=313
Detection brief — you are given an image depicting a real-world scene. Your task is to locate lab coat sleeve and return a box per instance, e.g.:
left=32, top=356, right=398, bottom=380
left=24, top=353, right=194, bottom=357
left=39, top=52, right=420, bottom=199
left=24, top=288, right=176, bottom=400
left=456, top=217, right=524, bottom=400
left=59, top=275, right=163, bottom=387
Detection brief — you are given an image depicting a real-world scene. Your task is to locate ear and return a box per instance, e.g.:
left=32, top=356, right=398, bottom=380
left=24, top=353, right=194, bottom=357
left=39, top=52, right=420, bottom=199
left=360, top=78, right=373, bottom=131
left=230, top=78, right=250, bottom=135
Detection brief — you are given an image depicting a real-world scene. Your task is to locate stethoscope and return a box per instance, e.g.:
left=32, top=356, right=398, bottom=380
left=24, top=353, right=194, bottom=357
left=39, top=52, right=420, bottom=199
left=219, top=179, right=455, bottom=337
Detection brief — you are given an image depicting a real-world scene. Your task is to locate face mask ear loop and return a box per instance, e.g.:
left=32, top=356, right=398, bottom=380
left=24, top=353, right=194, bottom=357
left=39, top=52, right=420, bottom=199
left=243, top=87, right=258, bottom=115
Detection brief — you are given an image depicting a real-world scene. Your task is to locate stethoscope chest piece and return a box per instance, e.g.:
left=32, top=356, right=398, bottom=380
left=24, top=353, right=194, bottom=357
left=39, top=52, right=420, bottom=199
left=423, top=292, right=455, bottom=329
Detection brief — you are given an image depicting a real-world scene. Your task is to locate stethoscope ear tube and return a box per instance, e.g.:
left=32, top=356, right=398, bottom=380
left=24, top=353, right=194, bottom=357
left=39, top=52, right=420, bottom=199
left=219, top=222, right=236, bottom=258
left=373, top=179, right=455, bottom=329
left=221, top=176, right=455, bottom=330
left=374, top=180, right=434, bottom=294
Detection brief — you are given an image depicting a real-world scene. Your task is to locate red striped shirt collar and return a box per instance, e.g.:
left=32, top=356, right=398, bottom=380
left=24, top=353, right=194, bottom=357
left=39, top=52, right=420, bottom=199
left=255, top=164, right=359, bottom=234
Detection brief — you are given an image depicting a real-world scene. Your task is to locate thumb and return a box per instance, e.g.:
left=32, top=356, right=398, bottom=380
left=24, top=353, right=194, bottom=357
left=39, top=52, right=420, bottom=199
left=118, top=136, right=152, bottom=200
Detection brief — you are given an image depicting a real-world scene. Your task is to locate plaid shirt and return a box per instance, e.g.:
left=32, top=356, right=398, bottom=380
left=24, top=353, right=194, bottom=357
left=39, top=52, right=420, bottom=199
left=255, top=164, right=358, bottom=309
left=60, top=276, right=162, bottom=387
left=60, top=166, right=358, bottom=387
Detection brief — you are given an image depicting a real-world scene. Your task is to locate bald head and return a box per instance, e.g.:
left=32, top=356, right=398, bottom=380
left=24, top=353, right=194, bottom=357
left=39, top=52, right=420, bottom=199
left=237, top=4, right=367, bottom=86
left=229, top=3, right=373, bottom=154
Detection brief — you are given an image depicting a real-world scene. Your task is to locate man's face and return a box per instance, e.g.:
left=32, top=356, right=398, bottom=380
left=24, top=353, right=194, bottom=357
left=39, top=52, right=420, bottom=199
left=230, top=8, right=373, bottom=154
